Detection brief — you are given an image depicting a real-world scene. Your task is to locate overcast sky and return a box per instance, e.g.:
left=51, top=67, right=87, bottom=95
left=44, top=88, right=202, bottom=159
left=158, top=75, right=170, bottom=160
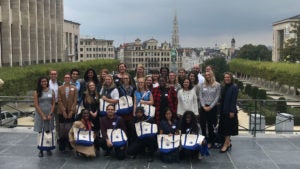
left=64, top=0, right=300, bottom=48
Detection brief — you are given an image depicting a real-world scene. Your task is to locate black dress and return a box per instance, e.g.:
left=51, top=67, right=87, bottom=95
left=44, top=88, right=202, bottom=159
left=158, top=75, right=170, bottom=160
left=218, top=83, right=239, bottom=136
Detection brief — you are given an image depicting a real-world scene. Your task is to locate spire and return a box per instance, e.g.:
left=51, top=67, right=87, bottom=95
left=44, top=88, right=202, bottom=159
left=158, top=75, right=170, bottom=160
left=172, top=11, right=180, bottom=48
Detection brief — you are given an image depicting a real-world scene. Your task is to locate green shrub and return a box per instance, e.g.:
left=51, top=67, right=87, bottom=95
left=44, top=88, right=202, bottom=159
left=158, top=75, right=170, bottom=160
left=245, top=84, right=252, bottom=95
left=276, top=97, right=287, bottom=113
left=257, top=89, right=267, bottom=100
left=250, top=86, right=259, bottom=99
left=0, top=59, right=119, bottom=95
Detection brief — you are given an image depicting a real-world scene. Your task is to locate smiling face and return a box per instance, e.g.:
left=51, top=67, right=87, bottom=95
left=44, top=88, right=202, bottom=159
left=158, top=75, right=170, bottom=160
left=88, top=82, right=96, bottom=91
left=224, top=73, right=232, bottom=84
left=118, top=64, right=126, bottom=73
left=106, top=105, right=115, bottom=118
left=40, top=78, right=48, bottom=89
left=189, top=73, right=195, bottom=83
left=137, top=77, right=145, bottom=90
left=183, top=79, right=190, bottom=89
left=104, top=75, right=113, bottom=86
left=165, top=110, right=172, bottom=121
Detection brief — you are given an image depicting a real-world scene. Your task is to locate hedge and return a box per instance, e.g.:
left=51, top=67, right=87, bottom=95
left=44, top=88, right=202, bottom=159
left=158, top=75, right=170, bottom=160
left=0, top=59, right=119, bottom=96
left=229, top=59, right=300, bottom=88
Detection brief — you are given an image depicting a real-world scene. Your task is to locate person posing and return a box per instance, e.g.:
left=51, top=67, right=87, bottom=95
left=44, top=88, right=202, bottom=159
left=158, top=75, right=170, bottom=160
left=134, top=64, right=145, bottom=83
left=34, top=77, right=55, bottom=157
left=127, top=107, right=157, bottom=162
left=168, top=71, right=180, bottom=92
left=133, top=77, right=154, bottom=116
left=160, top=67, right=169, bottom=82
left=114, top=63, right=136, bottom=89
left=99, top=74, right=119, bottom=116
left=99, top=104, right=127, bottom=160
left=188, top=71, right=201, bottom=116
left=159, top=108, right=180, bottom=163
left=177, top=68, right=187, bottom=92
left=152, top=77, right=178, bottom=123
left=99, top=68, right=109, bottom=87
left=177, top=78, right=198, bottom=118
left=145, top=75, right=153, bottom=91
left=218, top=72, right=239, bottom=153
left=70, top=68, right=83, bottom=113
left=58, top=74, right=78, bottom=151
left=180, top=111, right=201, bottom=160
left=83, top=68, right=101, bottom=93
left=69, top=109, right=96, bottom=157
left=199, top=71, right=220, bottom=148
left=83, top=81, right=100, bottom=132
left=151, top=69, right=160, bottom=88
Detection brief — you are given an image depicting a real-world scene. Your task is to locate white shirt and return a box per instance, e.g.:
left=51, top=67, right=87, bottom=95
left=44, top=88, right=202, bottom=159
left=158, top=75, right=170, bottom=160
left=49, top=80, right=58, bottom=102
left=177, top=89, right=199, bottom=116
left=198, top=73, right=205, bottom=85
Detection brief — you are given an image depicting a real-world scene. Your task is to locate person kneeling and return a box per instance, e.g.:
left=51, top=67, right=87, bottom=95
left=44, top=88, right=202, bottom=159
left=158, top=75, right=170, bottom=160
left=69, top=109, right=96, bottom=157
left=99, top=104, right=127, bottom=160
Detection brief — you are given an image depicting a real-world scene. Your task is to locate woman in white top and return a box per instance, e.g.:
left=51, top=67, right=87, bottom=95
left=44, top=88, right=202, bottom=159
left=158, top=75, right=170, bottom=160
left=177, top=78, right=198, bottom=118
left=99, top=75, right=119, bottom=116
left=199, top=70, right=220, bottom=148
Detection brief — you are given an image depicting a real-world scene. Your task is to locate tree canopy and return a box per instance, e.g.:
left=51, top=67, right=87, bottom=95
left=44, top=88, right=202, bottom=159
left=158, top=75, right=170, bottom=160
left=237, top=44, right=272, bottom=61
left=280, top=20, right=300, bottom=63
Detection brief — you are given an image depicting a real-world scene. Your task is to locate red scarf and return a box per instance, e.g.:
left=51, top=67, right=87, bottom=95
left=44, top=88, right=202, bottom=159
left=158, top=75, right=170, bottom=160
left=81, top=119, right=92, bottom=130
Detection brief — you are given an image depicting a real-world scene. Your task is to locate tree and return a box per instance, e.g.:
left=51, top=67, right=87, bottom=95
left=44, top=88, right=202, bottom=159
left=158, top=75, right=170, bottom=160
left=203, top=57, right=229, bottom=82
left=280, top=20, right=300, bottom=63
left=237, top=44, right=272, bottom=61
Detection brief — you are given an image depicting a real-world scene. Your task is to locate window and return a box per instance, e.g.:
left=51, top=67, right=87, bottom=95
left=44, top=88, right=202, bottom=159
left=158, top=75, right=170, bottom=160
left=80, top=48, right=83, bottom=52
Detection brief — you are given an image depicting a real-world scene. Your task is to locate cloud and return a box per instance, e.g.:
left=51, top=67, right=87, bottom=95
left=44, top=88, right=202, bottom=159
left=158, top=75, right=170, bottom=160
left=64, top=0, right=300, bottom=47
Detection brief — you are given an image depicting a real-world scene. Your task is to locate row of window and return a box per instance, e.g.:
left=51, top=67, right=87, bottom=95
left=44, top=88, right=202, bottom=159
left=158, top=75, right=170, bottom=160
left=129, top=63, right=170, bottom=68
left=132, top=52, right=170, bottom=57
left=80, top=54, right=114, bottom=58
left=80, top=41, right=113, bottom=46
left=80, top=48, right=114, bottom=52
left=131, top=57, right=171, bottom=62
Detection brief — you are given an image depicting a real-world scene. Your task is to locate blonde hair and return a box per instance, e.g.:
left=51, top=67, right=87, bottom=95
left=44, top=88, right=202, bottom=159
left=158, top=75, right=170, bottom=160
left=204, top=70, right=217, bottom=87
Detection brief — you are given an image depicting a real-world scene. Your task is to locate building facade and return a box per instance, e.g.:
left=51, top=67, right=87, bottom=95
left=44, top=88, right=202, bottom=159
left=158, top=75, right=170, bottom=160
left=272, top=15, right=300, bottom=62
left=121, top=38, right=182, bottom=72
left=63, top=19, right=80, bottom=62
left=79, top=37, right=114, bottom=62
left=0, top=0, right=64, bottom=67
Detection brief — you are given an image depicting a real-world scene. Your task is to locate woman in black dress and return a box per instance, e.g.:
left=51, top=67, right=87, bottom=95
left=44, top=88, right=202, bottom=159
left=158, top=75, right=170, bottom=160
left=218, top=72, right=239, bottom=153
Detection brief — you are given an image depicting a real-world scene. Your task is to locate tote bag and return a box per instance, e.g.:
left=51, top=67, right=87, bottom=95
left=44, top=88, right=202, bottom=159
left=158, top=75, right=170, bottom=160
left=157, top=134, right=180, bottom=153
left=116, top=95, right=133, bottom=115
left=99, top=98, right=110, bottom=116
left=181, top=134, right=205, bottom=150
left=135, top=121, right=157, bottom=138
left=139, top=103, right=155, bottom=117
left=107, top=128, right=128, bottom=147
left=37, top=128, right=56, bottom=151
left=73, top=128, right=94, bottom=146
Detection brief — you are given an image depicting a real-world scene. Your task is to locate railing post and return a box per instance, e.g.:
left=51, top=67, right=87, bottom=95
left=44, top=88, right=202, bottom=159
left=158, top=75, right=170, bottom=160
left=253, top=100, right=257, bottom=137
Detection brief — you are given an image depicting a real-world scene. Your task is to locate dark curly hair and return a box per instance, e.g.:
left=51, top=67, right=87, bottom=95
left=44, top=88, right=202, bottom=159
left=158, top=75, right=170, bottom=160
left=180, top=111, right=198, bottom=134
left=36, top=77, right=49, bottom=98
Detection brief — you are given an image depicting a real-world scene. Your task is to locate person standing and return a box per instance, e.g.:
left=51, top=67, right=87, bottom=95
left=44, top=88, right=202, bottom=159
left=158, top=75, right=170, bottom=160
left=199, top=71, right=220, bottom=148
left=152, top=77, right=177, bottom=123
left=219, top=72, right=239, bottom=153
left=48, top=70, right=62, bottom=141
left=133, top=77, right=154, bottom=116
left=70, top=69, right=83, bottom=114
left=193, top=64, right=205, bottom=85
left=58, top=74, right=78, bottom=151
left=177, top=78, right=198, bottom=118
left=33, top=77, right=55, bottom=157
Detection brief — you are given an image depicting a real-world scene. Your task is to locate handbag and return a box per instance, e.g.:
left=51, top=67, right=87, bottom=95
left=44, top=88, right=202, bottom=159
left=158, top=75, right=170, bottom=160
left=106, top=117, right=127, bottom=147
left=37, top=122, right=55, bottom=151
left=116, top=95, right=133, bottom=115
left=135, top=121, right=157, bottom=138
left=181, top=134, right=205, bottom=150
left=107, top=128, right=127, bottom=147
left=99, top=98, right=110, bottom=116
left=73, top=128, right=94, bottom=146
left=157, top=134, right=180, bottom=153
left=139, top=103, right=155, bottom=117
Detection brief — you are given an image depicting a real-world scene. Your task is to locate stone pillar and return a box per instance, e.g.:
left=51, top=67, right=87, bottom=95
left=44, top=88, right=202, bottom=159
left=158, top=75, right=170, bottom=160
left=0, top=0, right=12, bottom=66
left=21, top=0, right=30, bottom=66
left=44, top=0, right=51, bottom=63
left=37, top=0, right=45, bottom=63
left=56, top=0, right=64, bottom=62
left=50, top=0, right=57, bottom=62
left=11, top=0, right=22, bottom=66
left=29, top=0, right=38, bottom=64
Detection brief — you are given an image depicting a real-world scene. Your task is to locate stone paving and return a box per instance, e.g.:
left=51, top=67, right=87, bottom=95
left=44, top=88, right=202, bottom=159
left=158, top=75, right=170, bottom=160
left=0, top=128, right=300, bottom=169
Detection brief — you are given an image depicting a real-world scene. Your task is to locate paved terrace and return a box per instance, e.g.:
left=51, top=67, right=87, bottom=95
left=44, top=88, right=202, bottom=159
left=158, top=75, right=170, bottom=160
left=0, top=128, right=300, bottom=169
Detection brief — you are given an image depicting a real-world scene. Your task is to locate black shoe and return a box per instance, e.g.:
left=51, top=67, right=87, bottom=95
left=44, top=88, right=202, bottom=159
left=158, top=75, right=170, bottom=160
left=220, top=144, right=232, bottom=153
left=104, top=150, right=111, bottom=157
left=38, top=151, right=44, bottom=157
left=47, top=150, right=52, bottom=156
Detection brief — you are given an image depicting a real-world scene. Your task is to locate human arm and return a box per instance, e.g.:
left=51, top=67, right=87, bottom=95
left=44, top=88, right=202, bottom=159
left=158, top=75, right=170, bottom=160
left=33, top=91, right=47, bottom=121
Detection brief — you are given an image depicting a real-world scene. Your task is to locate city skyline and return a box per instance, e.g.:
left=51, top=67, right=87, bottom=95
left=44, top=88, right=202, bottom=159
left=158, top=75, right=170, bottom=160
left=64, top=0, right=300, bottom=48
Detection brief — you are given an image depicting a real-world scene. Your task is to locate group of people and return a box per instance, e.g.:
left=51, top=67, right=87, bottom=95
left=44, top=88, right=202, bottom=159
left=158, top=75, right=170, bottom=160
left=33, top=63, right=239, bottom=163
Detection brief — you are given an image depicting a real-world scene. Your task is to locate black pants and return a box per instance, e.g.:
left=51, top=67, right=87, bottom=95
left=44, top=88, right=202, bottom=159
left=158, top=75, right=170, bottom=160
left=180, top=148, right=198, bottom=160
left=200, top=106, right=217, bottom=144
left=127, top=137, right=157, bottom=157
left=99, top=138, right=126, bottom=160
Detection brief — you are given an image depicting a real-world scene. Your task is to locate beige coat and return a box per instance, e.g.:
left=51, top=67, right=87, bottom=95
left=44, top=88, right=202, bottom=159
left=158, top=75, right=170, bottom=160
left=58, top=85, right=77, bottom=116
left=69, top=121, right=96, bottom=157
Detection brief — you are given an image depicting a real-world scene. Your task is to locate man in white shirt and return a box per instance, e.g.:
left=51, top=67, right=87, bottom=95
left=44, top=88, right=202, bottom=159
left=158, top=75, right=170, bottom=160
left=193, top=64, right=205, bottom=85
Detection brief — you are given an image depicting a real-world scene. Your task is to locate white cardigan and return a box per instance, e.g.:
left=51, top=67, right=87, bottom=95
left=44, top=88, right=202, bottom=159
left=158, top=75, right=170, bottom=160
left=177, top=88, right=199, bottom=116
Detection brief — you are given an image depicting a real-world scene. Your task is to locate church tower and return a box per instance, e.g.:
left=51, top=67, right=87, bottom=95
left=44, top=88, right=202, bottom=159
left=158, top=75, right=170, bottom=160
left=230, top=38, right=236, bottom=56
left=172, top=12, right=180, bottom=48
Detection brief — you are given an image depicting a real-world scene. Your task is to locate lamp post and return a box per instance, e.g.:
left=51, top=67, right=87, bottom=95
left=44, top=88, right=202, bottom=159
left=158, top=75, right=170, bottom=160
left=171, top=48, right=177, bottom=72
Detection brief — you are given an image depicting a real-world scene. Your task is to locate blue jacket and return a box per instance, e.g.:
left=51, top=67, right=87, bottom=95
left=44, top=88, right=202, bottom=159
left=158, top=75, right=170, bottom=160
left=221, top=84, right=238, bottom=114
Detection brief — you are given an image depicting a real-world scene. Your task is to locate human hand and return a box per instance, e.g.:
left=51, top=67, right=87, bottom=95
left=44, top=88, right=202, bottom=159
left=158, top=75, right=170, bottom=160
left=229, top=112, right=234, bottom=119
